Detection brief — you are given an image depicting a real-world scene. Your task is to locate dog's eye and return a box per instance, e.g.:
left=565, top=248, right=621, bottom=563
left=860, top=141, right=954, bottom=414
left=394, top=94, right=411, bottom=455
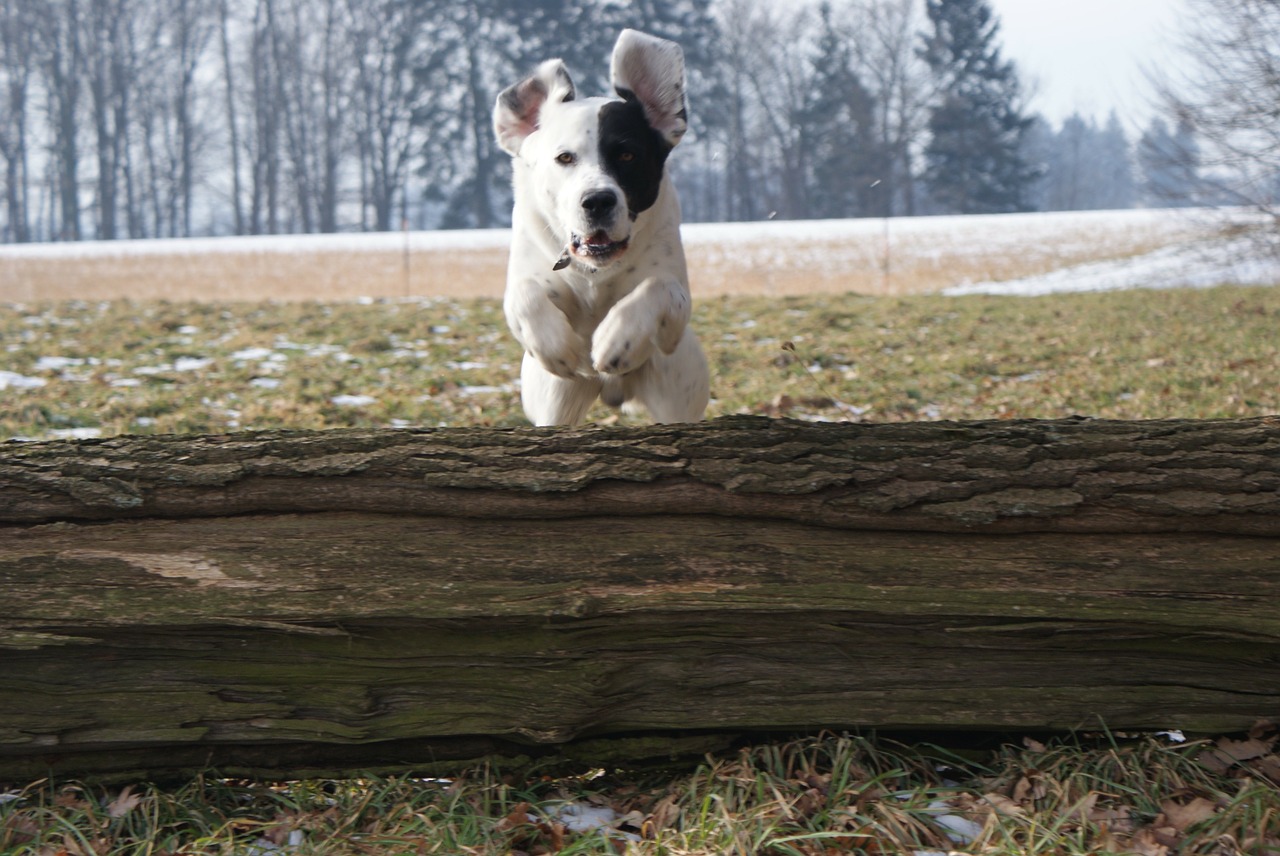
left=618, top=151, right=635, bottom=163
left=555, top=152, right=576, bottom=166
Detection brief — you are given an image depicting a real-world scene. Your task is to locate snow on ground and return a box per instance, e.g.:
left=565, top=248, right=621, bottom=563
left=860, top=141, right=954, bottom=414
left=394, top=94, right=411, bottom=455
left=945, top=233, right=1280, bottom=296
left=0, top=206, right=1273, bottom=296
left=0, top=226, right=511, bottom=260
left=0, top=205, right=1205, bottom=262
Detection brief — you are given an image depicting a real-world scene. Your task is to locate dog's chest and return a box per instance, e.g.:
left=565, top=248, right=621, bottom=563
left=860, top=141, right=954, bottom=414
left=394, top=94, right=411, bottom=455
left=554, top=268, right=637, bottom=333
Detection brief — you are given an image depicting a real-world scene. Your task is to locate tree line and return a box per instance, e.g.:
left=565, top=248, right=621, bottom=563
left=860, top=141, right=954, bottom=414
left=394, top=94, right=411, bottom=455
left=0, top=0, right=1237, bottom=244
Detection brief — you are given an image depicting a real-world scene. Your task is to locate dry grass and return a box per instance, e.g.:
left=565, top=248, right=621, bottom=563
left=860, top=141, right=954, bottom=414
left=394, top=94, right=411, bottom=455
left=0, top=244, right=507, bottom=303
left=0, top=209, right=1217, bottom=303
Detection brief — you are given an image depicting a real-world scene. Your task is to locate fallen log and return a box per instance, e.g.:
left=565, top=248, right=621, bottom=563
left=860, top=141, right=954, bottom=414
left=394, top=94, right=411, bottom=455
left=1, top=415, right=1278, bottom=782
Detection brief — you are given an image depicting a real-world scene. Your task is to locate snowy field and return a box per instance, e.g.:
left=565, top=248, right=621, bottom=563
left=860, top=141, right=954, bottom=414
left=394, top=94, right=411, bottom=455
left=0, top=207, right=1275, bottom=302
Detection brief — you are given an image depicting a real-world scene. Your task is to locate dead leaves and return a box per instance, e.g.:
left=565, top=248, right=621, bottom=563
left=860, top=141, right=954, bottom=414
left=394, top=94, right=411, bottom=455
left=1198, top=720, right=1280, bottom=785
left=942, top=728, right=1280, bottom=856
left=496, top=801, right=569, bottom=855
left=106, top=785, right=142, bottom=819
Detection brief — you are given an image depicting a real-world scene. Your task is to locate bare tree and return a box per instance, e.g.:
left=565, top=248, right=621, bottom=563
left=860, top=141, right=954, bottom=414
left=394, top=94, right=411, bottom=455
left=846, top=0, right=933, bottom=216
left=83, top=0, right=133, bottom=239
left=171, top=0, right=212, bottom=236
left=713, top=0, right=773, bottom=221
left=248, top=0, right=282, bottom=234
left=348, top=0, right=427, bottom=231
left=218, top=0, right=245, bottom=234
left=38, top=0, right=86, bottom=240
left=1154, top=0, right=1280, bottom=238
left=0, top=0, right=36, bottom=242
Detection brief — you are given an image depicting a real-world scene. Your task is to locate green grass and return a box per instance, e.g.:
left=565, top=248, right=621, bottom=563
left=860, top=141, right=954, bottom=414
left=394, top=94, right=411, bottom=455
left=2, top=285, right=1278, bottom=440
left=2, top=731, right=1278, bottom=854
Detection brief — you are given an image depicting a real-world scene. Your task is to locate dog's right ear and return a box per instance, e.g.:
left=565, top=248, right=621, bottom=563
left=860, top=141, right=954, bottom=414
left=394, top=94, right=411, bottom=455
left=493, top=59, right=576, bottom=156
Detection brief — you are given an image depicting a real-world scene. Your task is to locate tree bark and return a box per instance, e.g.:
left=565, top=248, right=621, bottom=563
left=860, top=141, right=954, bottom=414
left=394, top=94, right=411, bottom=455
left=1, top=416, right=1278, bottom=782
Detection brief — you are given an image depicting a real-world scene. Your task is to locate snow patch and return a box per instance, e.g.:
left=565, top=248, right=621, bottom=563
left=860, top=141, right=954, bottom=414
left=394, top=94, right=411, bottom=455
left=0, top=228, right=510, bottom=261
left=46, top=427, right=103, bottom=440
left=944, top=235, right=1280, bottom=296
left=0, top=371, right=46, bottom=390
left=331, top=394, right=376, bottom=407
left=34, top=355, right=84, bottom=371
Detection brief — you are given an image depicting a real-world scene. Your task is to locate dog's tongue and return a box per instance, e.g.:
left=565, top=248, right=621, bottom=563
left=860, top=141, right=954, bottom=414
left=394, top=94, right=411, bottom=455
left=584, top=231, right=613, bottom=246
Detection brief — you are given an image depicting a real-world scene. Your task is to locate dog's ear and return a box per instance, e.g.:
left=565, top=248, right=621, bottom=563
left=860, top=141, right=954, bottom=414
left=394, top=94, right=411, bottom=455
left=610, top=29, right=688, bottom=148
left=493, top=59, right=576, bottom=156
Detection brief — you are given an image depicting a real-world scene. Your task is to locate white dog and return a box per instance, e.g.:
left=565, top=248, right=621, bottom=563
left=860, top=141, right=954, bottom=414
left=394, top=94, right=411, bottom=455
left=493, top=29, right=709, bottom=426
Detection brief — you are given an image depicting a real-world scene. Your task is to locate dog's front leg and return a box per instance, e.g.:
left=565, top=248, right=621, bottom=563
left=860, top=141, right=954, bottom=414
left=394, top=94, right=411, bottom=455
left=592, top=277, right=690, bottom=375
left=504, top=281, right=591, bottom=379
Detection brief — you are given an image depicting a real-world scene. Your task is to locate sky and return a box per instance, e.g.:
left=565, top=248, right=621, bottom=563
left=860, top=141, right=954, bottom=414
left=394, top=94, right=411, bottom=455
left=987, top=0, right=1190, bottom=130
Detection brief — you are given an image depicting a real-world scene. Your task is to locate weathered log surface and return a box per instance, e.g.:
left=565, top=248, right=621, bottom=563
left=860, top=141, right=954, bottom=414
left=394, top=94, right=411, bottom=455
left=1, top=416, right=1278, bottom=781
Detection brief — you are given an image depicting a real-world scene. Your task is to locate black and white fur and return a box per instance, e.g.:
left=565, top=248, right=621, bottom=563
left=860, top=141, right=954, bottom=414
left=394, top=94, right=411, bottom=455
left=493, top=29, right=709, bottom=426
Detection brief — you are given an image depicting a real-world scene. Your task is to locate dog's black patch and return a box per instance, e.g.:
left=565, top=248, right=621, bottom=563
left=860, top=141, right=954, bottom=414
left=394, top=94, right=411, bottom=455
left=598, top=97, right=671, bottom=218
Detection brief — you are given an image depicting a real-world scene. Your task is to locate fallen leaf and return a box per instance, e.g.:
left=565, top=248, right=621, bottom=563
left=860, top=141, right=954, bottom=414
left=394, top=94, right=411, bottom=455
left=1011, top=773, right=1049, bottom=805
left=542, top=819, right=566, bottom=852
left=107, top=786, right=142, bottom=819
left=1248, top=720, right=1277, bottom=742
left=1059, top=791, right=1100, bottom=825
left=1199, top=733, right=1276, bottom=775
left=1088, top=802, right=1136, bottom=834
left=982, top=792, right=1027, bottom=816
left=1257, top=754, right=1280, bottom=786
left=1214, top=736, right=1273, bottom=763
left=793, top=786, right=826, bottom=817
left=1128, top=827, right=1171, bottom=856
left=3, top=813, right=40, bottom=844
left=642, top=795, right=680, bottom=839
left=497, top=801, right=534, bottom=832
left=1158, top=795, right=1217, bottom=832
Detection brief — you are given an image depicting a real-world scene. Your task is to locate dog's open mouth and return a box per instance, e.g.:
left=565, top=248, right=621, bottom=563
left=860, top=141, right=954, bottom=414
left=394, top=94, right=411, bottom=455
left=571, top=231, right=629, bottom=263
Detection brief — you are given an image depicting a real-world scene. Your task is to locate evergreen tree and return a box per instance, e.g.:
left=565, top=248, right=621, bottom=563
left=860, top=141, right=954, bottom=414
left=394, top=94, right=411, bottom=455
left=1138, top=117, right=1200, bottom=207
left=800, top=2, right=883, bottom=218
left=919, top=0, right=1037, bottom=214
left=1095, top=111, right=1136, bottom=210
left=1025, top=111, right=1137, bottom=213
left=1048, top=113, right=1091, bottom=210
left=1018, top=114, right=1051, bottom=211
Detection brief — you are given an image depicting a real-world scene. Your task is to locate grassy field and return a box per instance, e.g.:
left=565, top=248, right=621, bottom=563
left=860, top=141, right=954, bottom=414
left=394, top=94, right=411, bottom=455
left=2, top=285, right=1277, bottom=440
left=2, top=284, right=1279, bottom=855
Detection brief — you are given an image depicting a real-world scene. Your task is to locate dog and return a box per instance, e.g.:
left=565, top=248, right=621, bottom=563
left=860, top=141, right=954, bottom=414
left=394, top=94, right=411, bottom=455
left=492, top=29, right=709, bottom=426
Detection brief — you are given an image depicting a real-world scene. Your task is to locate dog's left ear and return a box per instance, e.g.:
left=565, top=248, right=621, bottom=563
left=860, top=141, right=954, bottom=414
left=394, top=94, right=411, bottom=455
left=610, top=29, right=689, bottom=148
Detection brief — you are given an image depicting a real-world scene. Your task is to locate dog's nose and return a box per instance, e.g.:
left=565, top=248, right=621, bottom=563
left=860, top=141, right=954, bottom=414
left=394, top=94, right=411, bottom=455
left=582, top=190, right=619, bottom=220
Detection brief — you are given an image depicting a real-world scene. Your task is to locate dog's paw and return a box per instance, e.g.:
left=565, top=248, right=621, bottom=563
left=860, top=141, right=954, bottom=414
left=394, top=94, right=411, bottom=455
left=509, top=301, right=591, bottom=379
left=532, top=339, right=591, bottom=378
left=592, top=309, right=656, bottom=375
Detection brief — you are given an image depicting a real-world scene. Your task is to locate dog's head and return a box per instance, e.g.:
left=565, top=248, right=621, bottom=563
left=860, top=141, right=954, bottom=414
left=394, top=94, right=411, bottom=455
left=494, top=30, right=688, bottom=270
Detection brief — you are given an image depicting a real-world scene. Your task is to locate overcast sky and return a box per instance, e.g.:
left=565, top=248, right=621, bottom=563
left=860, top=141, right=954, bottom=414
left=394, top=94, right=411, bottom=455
left=987, top=0, right=1189, bottom=130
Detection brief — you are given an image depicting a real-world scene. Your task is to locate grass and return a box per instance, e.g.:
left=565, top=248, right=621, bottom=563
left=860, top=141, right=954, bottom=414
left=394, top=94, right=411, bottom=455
left=2, top=279, right=1279, bottom=853
left=2, top=730, right=1278, bottom=855
left=2, top=285, right=1278, bottom=440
